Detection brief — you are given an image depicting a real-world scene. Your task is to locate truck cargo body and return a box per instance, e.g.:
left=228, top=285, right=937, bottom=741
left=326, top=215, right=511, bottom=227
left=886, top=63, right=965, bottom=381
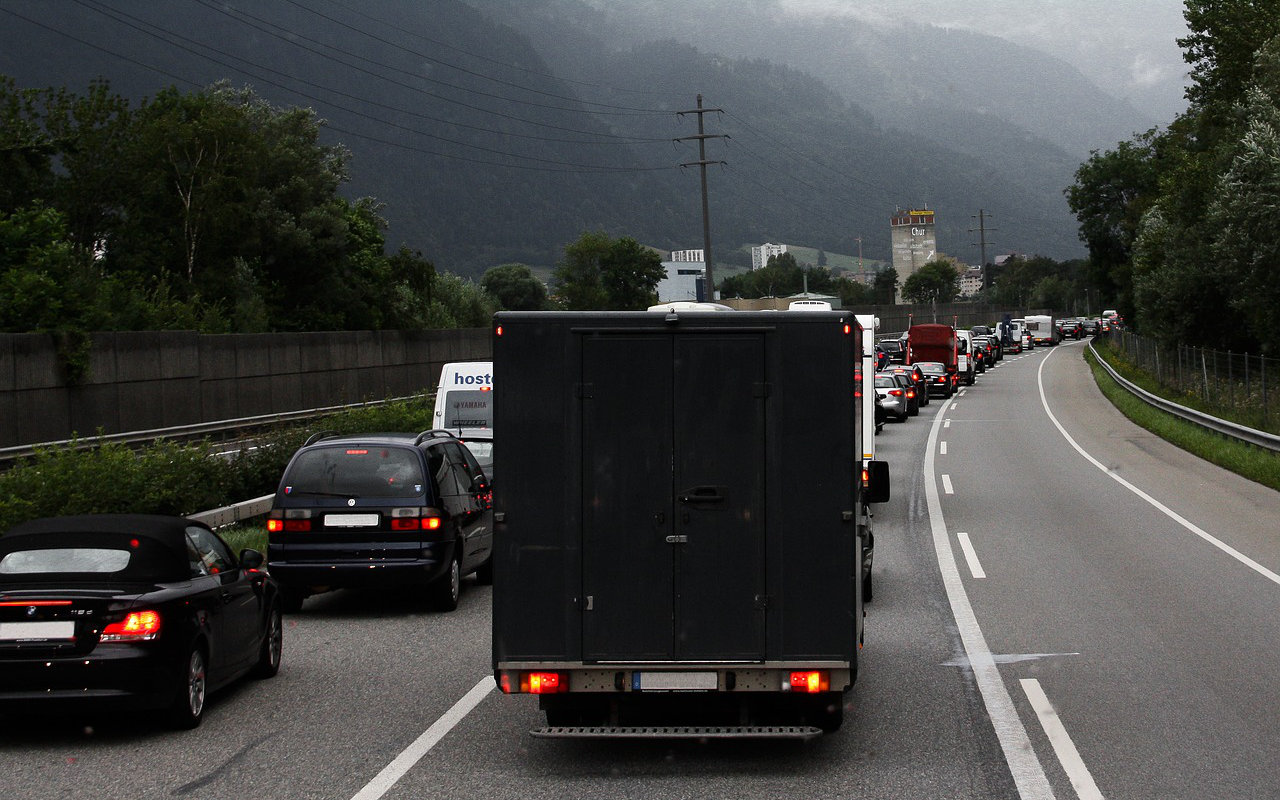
left=907, top=323, right=958, bottom=372
left=491, top=311, right=884, bottom=738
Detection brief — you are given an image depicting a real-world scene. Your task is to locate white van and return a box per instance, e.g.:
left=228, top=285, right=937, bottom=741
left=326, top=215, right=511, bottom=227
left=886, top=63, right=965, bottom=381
left=955, top=329, right=976, bottom=385
left=431, top=361, right=494, bottom=429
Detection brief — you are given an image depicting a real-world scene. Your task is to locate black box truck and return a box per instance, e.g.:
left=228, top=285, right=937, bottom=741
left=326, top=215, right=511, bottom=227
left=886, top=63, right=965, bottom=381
left=491, top=310, right=889, bottom=738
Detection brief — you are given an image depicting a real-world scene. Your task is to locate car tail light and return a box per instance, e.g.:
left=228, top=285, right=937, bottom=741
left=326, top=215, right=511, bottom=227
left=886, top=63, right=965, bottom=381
left=389, top=508, right=444, bottom=531
left=269, top=509, right=313, bottom=532
left=788, top=671, right=830, bottom=693
left=101, top=610, right=161, bottom=642
left=888, top=389, right=902, bottom=396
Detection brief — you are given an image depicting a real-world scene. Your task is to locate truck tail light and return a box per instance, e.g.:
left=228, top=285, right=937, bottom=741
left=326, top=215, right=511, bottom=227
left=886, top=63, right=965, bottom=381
left=501, top=671, right=569, bottom=694
left=101, top=610, right=161, bottom=642
left=789, top=671, right=830, bottom=693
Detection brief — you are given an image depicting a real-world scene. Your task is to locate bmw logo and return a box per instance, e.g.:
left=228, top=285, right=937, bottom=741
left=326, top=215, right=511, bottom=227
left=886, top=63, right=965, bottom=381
left=348, top=498, right=356, bottom=507
left=27, top=606, right=38, bottom=617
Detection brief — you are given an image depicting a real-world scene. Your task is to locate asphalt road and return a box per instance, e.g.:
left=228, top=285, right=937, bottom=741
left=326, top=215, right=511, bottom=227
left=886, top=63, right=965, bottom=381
left=4, top=338, right=1279, bottom=800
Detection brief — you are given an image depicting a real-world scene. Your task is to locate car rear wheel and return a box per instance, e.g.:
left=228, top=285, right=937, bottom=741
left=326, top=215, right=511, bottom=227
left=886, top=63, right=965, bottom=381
left=430, top=552, right=461, bottom=612
left=168, top=644, right=207, bottom=730
left=251, top=603, right=283, bottom=679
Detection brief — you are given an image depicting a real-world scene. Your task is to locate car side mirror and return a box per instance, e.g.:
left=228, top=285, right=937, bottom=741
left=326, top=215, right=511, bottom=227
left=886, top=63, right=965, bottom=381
left=239, top=548, right=265, bottom=571
left=863, top=460, right=891, bottom=504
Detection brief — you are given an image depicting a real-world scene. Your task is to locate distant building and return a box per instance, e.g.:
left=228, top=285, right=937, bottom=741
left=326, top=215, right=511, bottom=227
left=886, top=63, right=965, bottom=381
left=656, top=260, right=710, bottom=302
left=959, top=266, right=985, bottom=297
left=890, top=209, right=937, bottom=304
left=670, top=249, right=704, bottom=262
left=751, top=243, right=788, bottom=270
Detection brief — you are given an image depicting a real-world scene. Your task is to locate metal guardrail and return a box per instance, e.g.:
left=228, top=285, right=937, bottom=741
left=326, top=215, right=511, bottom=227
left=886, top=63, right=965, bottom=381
left=1089, top=341, right=1280, bottom=452
left=189, top=495, right=275, bottom=528
left=0, top=393, right=429, bottom=464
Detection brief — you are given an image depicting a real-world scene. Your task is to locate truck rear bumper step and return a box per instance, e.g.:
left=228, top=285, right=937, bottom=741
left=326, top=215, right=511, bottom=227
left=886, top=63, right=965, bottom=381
left=531, top=725, right=823, bottom=740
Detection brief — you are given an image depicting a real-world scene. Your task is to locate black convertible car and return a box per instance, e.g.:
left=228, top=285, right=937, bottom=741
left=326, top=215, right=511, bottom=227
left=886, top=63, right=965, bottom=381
left=0, top=514, right=282, bottom=728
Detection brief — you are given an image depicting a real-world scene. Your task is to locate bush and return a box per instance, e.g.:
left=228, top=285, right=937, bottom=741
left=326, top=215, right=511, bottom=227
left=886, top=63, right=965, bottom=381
left=0, top=397, right=435, bottom=531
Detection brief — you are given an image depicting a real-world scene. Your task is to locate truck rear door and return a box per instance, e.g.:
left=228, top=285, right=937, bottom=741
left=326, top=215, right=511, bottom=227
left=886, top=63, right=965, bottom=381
left=580, top=332, right=766, bottom=663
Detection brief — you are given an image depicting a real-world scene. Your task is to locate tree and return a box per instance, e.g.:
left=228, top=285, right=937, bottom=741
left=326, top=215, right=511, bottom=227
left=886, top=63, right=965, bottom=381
left=1207, top=36, right=1280, bottom=352
left=1180, top=0, right=1280, bottom=121
left=552, top=232, right=665, bottom=310
left=552, top=231, right=609, bottom=309
left=600, top=237, right=666, bottom=310
left=482, top=263, right=548, bottom=310
left=901, top=260, right=959, bottom=305
left=872, top=267, right=898, bottom=305
left=1065, top=129, right=1161, bottom=317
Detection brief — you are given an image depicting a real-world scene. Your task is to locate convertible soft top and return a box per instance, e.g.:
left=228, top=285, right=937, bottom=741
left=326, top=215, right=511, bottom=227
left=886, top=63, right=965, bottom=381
left=0, top=514, right=207, bottom=583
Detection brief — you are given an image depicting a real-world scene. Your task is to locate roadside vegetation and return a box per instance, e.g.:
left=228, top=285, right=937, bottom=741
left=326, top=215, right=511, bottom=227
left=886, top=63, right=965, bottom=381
left=1084, top=347, right=1280, bottom=493
left=0, top=396, right=434, bottom=533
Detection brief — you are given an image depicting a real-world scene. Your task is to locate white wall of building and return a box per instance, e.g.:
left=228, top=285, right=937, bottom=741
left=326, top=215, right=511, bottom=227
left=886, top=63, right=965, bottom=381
left=751, top=243, right=788, bottom=270
left=656, top=261, right=707, bottom=302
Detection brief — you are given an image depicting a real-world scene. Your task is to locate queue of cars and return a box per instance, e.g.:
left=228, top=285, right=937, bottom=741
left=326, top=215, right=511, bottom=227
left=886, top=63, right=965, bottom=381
left=0, top=361, right=498, bottom=730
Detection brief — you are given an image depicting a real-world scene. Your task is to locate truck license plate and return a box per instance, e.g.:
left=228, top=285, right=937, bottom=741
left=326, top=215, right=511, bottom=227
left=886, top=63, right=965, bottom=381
left=633, top=671, right=718, bottom=691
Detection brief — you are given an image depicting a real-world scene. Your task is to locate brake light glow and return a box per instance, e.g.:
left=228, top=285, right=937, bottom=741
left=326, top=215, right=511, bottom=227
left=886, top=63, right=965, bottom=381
left=789, top=671, right=830, bottom=693
left=524, top=671, right=568, bottom=694
left=0, top=600, right=72, bottom=607
left=888, top=389, right=903, bottom=396
left=101, top=610, right=161, bottom=642
left=346, top=449, right=369, bottom=455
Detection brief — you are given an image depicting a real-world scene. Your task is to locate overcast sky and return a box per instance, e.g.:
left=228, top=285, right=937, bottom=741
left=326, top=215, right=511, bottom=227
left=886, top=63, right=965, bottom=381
left=776, top=0, right=1192, bottom=121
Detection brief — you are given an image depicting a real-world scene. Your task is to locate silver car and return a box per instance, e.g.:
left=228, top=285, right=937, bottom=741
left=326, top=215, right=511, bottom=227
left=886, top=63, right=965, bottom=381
left=874, top=373, right=910, bottom=422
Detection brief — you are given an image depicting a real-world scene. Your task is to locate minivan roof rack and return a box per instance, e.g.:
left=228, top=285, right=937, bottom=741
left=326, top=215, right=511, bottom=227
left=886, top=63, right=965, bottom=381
left=303, top=430, right=341, bottom=446
left=414, top=429, right=460, bottom=446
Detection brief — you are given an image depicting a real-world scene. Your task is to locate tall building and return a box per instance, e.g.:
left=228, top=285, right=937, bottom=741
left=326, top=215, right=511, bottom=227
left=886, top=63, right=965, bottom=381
left=670, top=249, right=704, bottom=262
left=890, top=209, right=937, bottom=304
left=751, top=242, right=788, bottom=270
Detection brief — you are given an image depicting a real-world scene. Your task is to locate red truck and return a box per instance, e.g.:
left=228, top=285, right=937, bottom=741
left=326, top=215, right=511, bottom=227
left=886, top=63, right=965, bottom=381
left=907, top=323, right=960, bottom=398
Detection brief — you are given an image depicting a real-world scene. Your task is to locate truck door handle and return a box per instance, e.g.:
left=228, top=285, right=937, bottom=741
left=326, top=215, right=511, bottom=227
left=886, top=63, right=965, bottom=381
left=678, top=486, right=725, bottom=504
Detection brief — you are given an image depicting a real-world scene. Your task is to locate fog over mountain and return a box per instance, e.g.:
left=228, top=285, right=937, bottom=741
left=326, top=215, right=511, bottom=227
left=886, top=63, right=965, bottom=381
left=0, top=0, right=1173, bottom=273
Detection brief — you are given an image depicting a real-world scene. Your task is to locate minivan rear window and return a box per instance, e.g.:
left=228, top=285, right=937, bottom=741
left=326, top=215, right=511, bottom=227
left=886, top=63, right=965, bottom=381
left=284, top=446, right=426, bottom=499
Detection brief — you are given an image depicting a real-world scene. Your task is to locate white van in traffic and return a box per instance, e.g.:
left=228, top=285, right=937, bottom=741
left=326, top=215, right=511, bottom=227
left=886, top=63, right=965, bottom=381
left=431, top=361, right=493, bottom=429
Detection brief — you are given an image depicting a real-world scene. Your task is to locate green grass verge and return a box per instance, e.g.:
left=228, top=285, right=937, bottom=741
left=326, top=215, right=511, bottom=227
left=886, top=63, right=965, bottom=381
left=1085, top=347, right=1280, bottom=492
left=220, top=524, right=268, bottom=555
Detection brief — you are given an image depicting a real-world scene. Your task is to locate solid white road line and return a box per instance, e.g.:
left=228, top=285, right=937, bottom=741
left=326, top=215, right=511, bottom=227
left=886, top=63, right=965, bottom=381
left=924, top=399, right=1055, bottom=799
left=1021, top=679, right=1105, bottom=800
left=351, top=676, right=495, bottom=800
left=1037, top=348, right=1280, bottom=587
left=956, top=532, right=986, bottom=579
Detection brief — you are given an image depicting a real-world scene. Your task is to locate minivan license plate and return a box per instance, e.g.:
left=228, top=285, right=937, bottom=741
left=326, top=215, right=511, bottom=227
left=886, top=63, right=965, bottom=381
left=324, top=513, right=379, bottom=528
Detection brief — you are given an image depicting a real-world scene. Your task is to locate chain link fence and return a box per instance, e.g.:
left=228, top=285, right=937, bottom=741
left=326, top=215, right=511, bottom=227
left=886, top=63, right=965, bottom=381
left=1101, top=329, right=1277, bottom=435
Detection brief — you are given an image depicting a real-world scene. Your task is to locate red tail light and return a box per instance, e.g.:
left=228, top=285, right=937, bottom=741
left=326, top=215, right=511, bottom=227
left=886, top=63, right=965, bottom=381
left=789, top=671, right=830, bottom=693
left=101, top=610, right=161, bottom=642
left=889, top=389, right=903, bottom=396
left=522, top=671, right=569, bottom=694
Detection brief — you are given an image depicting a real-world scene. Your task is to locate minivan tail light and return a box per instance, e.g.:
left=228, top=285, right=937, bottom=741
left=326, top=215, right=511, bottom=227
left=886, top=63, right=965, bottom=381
left=389, top=508, right=443, bottom=531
